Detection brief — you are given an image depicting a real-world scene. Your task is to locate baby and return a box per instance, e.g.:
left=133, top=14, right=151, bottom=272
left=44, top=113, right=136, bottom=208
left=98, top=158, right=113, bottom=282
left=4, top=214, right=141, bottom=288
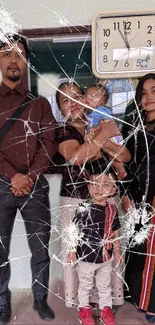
left=67, top=171, right=123, bottom=325
left=84, top=85, right=126, bottom=180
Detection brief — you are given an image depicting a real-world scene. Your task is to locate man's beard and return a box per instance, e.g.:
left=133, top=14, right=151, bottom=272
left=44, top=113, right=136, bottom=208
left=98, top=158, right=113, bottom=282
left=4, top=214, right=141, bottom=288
left=8, top=75, right=20, bottom=82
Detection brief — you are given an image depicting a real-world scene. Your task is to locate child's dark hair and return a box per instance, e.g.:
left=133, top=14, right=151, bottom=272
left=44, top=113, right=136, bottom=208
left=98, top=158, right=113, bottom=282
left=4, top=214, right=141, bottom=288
left=56, top=81, right=84, bottom=108
left=89, top=169, right=117, bottom=181
left=86, top=159, right=117, bottom=178
left=0, top=34, right=30, bottom=60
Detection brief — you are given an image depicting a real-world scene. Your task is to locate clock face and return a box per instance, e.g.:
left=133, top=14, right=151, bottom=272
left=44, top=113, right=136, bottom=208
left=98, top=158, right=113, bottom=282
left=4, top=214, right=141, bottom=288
left=92, top=12, right=155, bottom=78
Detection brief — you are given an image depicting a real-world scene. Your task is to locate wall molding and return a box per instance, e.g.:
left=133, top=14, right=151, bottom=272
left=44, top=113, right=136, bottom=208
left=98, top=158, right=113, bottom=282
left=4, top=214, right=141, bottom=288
left=22, top=25, right=91, bottom=39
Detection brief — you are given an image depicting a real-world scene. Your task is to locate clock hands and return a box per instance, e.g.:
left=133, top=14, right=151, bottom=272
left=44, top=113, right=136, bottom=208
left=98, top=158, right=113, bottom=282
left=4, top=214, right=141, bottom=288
left=123, top=22, right=131, bottom=51
left=118, top=29, right=130, bottom=50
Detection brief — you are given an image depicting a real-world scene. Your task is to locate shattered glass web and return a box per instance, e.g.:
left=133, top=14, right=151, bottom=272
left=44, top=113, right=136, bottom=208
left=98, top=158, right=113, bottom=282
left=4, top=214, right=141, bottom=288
left=0, top=1, right=154, bottom=321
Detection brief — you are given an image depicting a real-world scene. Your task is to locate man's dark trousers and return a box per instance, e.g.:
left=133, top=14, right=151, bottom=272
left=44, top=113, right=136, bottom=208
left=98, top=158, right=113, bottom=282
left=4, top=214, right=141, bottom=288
left=0, top=175, right=51, bottom=305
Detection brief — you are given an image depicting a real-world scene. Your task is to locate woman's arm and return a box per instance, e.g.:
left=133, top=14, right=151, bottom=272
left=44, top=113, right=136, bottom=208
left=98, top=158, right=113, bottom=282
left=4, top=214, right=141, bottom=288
left=102, top=140, right=131, bottom=163
left=99, top=120, right=131, bottom=163
left=59, top=120, right=121, bottom=165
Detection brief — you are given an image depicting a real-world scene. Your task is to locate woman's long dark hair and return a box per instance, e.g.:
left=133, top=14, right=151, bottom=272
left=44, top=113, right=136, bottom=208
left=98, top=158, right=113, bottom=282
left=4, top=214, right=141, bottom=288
left=135, top=73, right=155, bottom=108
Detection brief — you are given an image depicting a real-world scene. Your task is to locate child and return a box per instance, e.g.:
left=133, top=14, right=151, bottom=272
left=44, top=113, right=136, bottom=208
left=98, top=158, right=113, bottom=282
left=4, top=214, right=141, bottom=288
left=67, top=171, right=123, bottom=325
left=84, top=85, right=127, bottom=180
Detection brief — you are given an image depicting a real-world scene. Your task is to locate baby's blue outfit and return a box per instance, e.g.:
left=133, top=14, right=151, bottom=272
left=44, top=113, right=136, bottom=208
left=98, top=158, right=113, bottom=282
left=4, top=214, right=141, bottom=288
left=87, top=106, right=112, bottom=127
left=86, top=106, right=123, bottom=144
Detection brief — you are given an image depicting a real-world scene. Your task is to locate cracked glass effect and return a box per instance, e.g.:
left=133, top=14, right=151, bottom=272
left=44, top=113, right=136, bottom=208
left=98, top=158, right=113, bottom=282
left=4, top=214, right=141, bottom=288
left=0, top=2, right=154, bottom=323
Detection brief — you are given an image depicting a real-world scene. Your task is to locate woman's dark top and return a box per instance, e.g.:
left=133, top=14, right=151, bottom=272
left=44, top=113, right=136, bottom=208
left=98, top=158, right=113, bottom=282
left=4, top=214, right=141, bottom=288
left=125, top=119, right=155, bottom=203
left=124, top=119, right=155, bottom=314
left=53, top=125, right=88, bottom=198
left=53, top=124, right=109, bottom=199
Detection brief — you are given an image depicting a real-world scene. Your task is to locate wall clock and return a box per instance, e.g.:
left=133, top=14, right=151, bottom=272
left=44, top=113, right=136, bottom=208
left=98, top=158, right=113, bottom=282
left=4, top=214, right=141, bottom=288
left=92, top=10, right=155, bottom=78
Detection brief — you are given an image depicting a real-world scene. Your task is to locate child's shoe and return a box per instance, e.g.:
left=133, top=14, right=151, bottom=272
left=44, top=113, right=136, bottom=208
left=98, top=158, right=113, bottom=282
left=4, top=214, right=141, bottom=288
left=78, top=307, right=95, bottom=325
left=99, top=306, right=116, bottom=325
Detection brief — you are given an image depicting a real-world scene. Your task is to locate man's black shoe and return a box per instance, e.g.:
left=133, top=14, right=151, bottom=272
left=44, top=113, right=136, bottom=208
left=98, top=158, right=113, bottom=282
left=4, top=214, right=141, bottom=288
left=0, top=302, right=12, bottom=325
left=33, top=300, right=55, bottom=320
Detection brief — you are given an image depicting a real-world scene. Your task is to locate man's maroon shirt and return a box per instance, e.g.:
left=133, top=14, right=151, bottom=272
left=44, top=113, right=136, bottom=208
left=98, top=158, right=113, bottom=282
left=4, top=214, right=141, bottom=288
left=0, top=82, right=57, bottom=181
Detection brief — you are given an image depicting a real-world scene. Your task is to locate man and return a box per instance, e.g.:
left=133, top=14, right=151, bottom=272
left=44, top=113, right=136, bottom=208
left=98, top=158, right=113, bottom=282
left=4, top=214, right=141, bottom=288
left=0, top=34, right=57, bottom=324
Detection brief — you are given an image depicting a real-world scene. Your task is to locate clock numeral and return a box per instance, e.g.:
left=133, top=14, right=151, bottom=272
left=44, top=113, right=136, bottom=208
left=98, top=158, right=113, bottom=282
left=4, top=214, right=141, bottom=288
left=147, top=25, right=152, bottom=34
left=137, top=21, right=140, bottom=29
left=123, top=21, right=131, bottom=30
left=146, top=54, right=150, bottom=61
left=113, top=22, right=120, bottom=30
left=103, top=42, right=108, bottom=49
left=114, top=60, right=118, bottom=68
left=147, top=40, right=152, bottom=47
left=103, top=29, right=110, bottom=37
left=103, top=55, right=108, bottom=63
left=124, top=60, right=129, bottom=67
left=136, top=59, right=141, bottom=67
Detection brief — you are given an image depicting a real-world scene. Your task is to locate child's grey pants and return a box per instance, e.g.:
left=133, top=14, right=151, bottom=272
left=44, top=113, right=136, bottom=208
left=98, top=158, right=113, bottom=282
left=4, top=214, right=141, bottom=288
left=76, top=258, right=113, bottom=310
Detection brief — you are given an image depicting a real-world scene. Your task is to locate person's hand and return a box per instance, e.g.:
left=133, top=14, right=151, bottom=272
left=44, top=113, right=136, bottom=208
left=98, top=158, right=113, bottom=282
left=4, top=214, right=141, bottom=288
left=67, top=252, right=77, bottom=264
left=115, top=252, right=124, bottom=265
left=99, top=120, right=121, bottom=140
left=11, top=173, right=34, bottom=196
left=11, top=187, right=33, bottom=197
left=11, top=188, right=25, bottom=197
left=122, top=195, right=133, bottom=213
left=85, top=125, right=101, bottom=143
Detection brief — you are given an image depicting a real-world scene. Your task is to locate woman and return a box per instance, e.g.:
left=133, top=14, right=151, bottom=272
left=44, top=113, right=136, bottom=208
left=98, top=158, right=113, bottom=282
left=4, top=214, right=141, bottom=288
left=123, top=73, right=155, bottom=323
left=54, top=81, right=130, bottom=307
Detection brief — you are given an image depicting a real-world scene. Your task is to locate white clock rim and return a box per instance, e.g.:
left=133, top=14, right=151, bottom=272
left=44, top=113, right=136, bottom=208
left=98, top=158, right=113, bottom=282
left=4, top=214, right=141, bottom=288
left=92, top=10, right=155, bottom=79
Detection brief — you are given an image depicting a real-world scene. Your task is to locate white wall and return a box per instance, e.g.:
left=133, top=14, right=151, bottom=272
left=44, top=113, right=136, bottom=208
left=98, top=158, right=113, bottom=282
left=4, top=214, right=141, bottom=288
left=4, top=0, right=155, bottom=30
